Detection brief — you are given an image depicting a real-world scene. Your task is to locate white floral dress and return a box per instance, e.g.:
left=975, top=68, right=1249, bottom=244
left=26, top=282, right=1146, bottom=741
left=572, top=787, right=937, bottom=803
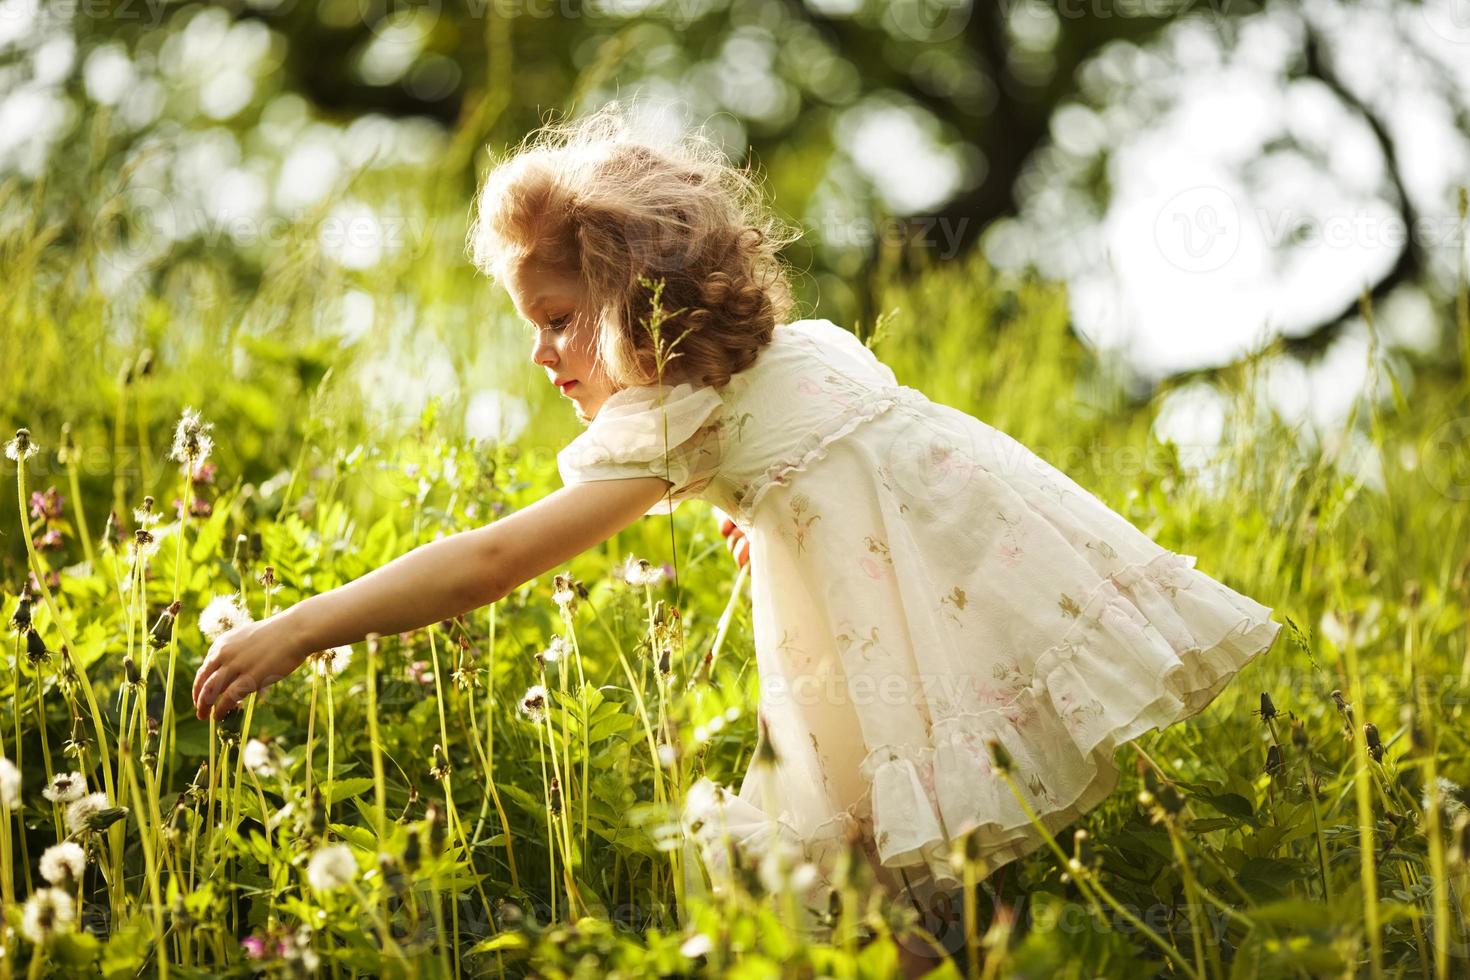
left=557, top=317, right=1283, bottom=909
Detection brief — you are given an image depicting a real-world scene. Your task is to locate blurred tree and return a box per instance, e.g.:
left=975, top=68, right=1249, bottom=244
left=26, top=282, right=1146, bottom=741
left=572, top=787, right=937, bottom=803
left=30, top=0, right=1470, bottom=388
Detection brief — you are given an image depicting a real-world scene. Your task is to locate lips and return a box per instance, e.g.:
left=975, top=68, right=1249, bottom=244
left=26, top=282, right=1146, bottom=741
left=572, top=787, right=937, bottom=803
left=556, top=380, right=578, bottom=394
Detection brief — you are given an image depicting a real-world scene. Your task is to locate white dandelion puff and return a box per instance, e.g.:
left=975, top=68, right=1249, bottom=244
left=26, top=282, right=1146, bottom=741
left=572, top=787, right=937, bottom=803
left=169, top=407, right=215, bottom=465
left=756, top=837, right=804, bottom=895
left=539, top=636, right=568, bottom=665
left=550, top=571, right=583, bottom=614
left=1425, top=777, right=1469, bottom=818
left=242, top=739, right=274, bottom=776
left=199, top=594, right=253, bottom=642
left=307, top=844, right=357, bottom=891
left=519, top=684, right=549, bottom=724
left=21, top=887, right=75, bottom=943
left=789, top=861, right=820, bottom=894
left=616, top=555, right=665, bottom=587
left=42, top=772, right=85, bottom=804
left=0, top=756, right=20, bottom=809
left=39, top=842, right=86, bottom=886
left=309, top=645, right=352, bottom=680
left=4, top=429, right=38, bottom=463
left=679, top=932, right=713, bottom=959
left=64, top=792, right=109, bottom=834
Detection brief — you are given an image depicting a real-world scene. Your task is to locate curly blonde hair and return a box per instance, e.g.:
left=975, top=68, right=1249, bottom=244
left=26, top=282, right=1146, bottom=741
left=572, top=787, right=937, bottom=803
left=466, top=100, right=803, bottom=390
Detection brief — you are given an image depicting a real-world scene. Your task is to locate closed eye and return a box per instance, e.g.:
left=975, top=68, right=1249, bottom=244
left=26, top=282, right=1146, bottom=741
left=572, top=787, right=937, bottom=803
left=531, top=314, right=571, bottom=334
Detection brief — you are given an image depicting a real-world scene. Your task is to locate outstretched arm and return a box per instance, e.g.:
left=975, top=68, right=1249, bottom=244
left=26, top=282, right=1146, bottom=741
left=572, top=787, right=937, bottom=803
left=192, top=475, right=672, bottom=720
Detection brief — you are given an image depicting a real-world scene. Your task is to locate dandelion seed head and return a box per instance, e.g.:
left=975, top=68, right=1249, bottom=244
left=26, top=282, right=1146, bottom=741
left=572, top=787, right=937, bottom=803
left=243, top=739, right=274, bottom=776
left=539, top=636, right=567, bottom=664
left=132, top=501, right=161, bottom=529
left=519, top=684, right=548, bottom=724
left=39, top=842, right=86, bottom=886
left=169, top=407, right=215, bottom=465
left=789, top=861, right=820, bottom=893
left=21, top=887, right=75, bottom=943
left=679, top=932, right=713, bottom=959
left=616, top=555, right=665, bottom=587
left=64, top=792, right=109, bottom=834
left=1425, top=777, right=1469, bottom=818
left=307, top=844, right=357, bottom=891
left=42, top=772, right=85, bottom=804
left=310, top=645, right=352, bottom=680
left=0, top=757, right=19, bottom=808
left=129, top=529, right=160, bottom=565
left=200, top=594, right=253, bottom=642
left=4, top=429, right=38, bottom=463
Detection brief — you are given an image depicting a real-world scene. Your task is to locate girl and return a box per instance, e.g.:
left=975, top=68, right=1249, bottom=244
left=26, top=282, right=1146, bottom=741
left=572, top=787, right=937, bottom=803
left=191, top=102, right=1283, bottom=972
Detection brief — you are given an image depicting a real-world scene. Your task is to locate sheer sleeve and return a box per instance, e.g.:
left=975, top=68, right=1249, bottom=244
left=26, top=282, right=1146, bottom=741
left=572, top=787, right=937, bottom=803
left=556, top=382, right=727, bottom=516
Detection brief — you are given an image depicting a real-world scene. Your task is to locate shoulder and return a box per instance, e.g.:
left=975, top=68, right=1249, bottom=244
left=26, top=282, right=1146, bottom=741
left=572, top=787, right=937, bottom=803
left=561, top=380, right=727, bottom=465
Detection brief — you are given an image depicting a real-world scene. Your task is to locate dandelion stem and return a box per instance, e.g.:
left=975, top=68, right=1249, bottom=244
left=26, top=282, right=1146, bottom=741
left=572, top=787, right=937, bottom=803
left=16, top=454, right=116, bottom=804
left=1341, top=623, right=1384, bottom=980
left=122, top=740, right=170, bottom=980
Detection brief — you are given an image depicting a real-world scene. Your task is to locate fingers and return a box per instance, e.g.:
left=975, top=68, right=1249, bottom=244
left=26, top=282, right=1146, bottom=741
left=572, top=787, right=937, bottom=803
left=713, top=509, right=750, bottom=573
left=213, top=675, right=259, bottom=722
left=194, top=664, right=238, bottom=720
left=193, top=636, right=225, bottom=704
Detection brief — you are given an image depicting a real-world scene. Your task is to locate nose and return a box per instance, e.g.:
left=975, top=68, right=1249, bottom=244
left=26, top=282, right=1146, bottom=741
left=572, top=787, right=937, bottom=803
left=531, top=332, right=557, bottom=367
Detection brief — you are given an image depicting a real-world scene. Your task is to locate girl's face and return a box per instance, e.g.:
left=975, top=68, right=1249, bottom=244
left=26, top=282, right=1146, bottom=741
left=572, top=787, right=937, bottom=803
left=507, top=257, right=619, bottom=424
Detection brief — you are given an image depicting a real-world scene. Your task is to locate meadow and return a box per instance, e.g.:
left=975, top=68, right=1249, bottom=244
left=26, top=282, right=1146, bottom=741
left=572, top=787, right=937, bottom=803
left=3, top=162, right=1470, bottom=979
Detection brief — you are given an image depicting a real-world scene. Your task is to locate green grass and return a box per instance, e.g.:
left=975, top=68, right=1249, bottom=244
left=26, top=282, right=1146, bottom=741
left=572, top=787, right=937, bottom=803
left=2, top=156, right=1470, bottom=979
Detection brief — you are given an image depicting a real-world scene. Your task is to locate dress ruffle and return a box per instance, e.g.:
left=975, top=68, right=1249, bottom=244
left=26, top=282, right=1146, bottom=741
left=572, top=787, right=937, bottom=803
left=683, top=550, right=1282, bottom=904
left=556, top=381, right=726, bottom=515
left=856, top=550, right=1282, bottom=889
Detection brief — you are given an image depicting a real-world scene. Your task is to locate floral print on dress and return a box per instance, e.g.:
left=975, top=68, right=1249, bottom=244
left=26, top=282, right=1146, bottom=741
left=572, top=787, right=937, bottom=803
left=729, top=411, right=756, bottom=442
left=859, top=535, right=893, bottom=580
left=1056, top=689, right=1107, bottom=736
left=788, top=492, right=820, bottom=555
left=939, top=585, right=967, bottom=627
left=835, top=622, right=882, bottom=664
left=1024, top=770, right=1059, bottom=807
left=995, top=508, right=1026, bottom=567
left=877, top=463, right=912, bottom=515
left=777, top=628, right=812, bottom=671
left=651, top=319, right=1283, bottom=899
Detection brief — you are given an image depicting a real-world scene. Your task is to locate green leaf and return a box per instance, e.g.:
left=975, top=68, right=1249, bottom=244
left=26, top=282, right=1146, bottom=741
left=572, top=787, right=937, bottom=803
left=51, top=931, right=102, bottom=967
left=1202, top=792, right=1259, bottom=826
left=325, top=777, right=377, bottom=805
left=470, top=932, right=528, bottom=954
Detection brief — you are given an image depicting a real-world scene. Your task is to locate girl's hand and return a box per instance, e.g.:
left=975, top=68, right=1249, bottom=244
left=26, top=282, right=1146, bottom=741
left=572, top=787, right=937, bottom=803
left=713, top=506, right=749, bottom=572
left=192, top=617, right=309, bottom=722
